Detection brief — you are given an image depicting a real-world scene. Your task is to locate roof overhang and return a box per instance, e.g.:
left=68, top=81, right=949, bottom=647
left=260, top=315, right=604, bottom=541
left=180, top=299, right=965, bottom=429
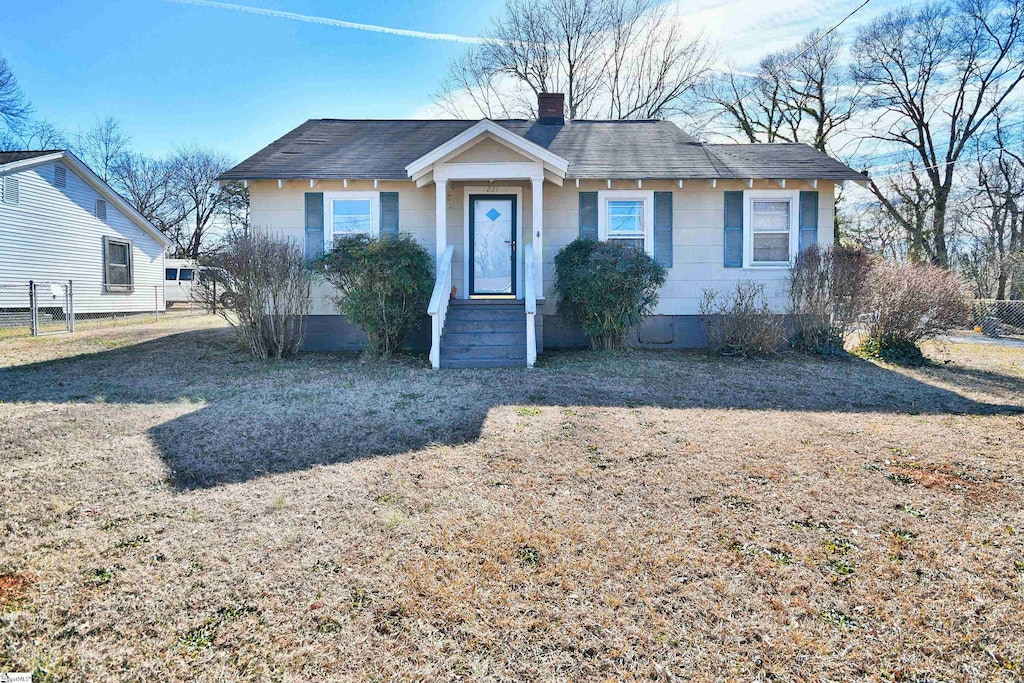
left=405, top=120, right=569, bottom=183
left=0, top=151, right=172, bottom=249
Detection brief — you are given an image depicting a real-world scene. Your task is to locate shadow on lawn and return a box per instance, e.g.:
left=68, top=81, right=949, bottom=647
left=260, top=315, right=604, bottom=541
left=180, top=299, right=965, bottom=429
left=1, top=326, right=1021, bottom=491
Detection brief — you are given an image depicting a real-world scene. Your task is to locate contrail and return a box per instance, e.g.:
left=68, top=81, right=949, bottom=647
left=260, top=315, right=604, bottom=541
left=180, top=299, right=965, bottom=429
left=164, top=0, right=486, bottom=44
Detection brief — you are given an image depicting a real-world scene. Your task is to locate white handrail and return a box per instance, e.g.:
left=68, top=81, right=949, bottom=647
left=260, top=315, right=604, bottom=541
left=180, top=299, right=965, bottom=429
left=428, top=245, right=455, bottom=369
left=524, top=244, right=537, bottom=367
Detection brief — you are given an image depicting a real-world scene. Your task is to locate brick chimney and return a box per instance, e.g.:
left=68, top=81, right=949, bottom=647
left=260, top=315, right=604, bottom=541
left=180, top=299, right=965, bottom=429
left=537, top=92, right=565, bottom=125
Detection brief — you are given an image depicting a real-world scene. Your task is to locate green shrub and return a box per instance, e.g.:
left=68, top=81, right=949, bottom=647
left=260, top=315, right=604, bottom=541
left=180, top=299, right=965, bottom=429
left=854, top=335, right=927, bottom=367
left=553, top=239, right=667, bottom=350
left=318, top=234, right=434, bottom=358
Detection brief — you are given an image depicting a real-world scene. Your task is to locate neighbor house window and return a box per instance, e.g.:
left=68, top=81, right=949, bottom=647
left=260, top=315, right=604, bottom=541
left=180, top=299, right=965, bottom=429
left=597, top=190, right=654, bottom=256
left=103, top=237, right=132, bottom=291
left=324, top=192, right=379, bottom=247
left=95, top=198, right=107, bottom=221
left=744, top=191, right=799, bottom=267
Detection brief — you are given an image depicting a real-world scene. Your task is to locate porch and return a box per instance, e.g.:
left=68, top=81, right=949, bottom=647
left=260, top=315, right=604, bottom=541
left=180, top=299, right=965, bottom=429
left=406, top=120, right=568, bottom=368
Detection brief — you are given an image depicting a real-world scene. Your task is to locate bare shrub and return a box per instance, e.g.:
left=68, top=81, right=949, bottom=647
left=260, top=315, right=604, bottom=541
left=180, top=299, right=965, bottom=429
left=788, top=244, right=872, bottom=355
left=197, top=230, right=312, bottom=359
left=700, top=281, right=786, bottom=357
left=856, top=260, right=971, bottom=364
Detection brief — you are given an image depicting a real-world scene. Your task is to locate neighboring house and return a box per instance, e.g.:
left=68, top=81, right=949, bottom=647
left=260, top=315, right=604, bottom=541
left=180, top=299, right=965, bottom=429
left=0, top=150, right=170, bottom=315
left=220, top=93, right=867, bottom=368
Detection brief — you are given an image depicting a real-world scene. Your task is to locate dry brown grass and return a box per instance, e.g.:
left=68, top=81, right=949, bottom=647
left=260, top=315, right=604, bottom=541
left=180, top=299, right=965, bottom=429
left=1, top=316, right=1023, bottom=681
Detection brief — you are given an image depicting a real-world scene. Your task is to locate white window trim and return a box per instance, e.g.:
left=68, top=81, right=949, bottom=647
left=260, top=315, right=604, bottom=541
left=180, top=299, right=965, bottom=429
left=597, top=189, right=655, bottom=257
left=323, top=191, right=380, bottom=249
left=743, top=189, right=800, bottom=268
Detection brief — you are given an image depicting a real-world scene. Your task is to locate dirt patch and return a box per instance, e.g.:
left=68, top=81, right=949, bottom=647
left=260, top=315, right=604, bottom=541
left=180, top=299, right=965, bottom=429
left=0, top=573, right=33, bottom=606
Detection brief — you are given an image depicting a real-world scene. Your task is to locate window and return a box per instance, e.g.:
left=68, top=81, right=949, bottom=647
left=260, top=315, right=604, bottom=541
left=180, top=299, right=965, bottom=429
left=165, top=268, right=178, bottom=281
left=104, top=237, right=132, bottom=291
left=324, top=192, right=379, bottom=247
left=95, top=198, right=107, bottom=221
left=607, top=200, right=644, bottom=250
left=2, top=177, right=19, bottom=205
left=744, top=191, right=799, bottom=267
left=597, top=190, right=654, bottom=255
left=54, top=164, right=67, bottom=188
left=178, top=268, right=194, bottom=281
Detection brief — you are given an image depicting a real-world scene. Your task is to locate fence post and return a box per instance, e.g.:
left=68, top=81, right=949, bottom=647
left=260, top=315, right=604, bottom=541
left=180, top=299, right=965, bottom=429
left=212, top=278, right=217, bottom=315
left=67, top=279, right=75, bottom=333
left=28, top=280, right=37, bottom=337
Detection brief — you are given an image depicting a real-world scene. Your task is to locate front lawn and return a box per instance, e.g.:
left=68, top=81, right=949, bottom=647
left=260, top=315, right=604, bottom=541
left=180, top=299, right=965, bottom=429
left=1, top=316, right=1022, bottom=680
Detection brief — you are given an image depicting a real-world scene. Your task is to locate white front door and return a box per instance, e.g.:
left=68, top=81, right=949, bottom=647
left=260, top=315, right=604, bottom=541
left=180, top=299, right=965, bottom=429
left=469, top=195, right=516, bottom=296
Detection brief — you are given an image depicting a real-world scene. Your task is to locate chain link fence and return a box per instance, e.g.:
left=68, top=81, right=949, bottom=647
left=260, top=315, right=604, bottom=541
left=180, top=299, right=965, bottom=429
left=0, top=280, right=210, bottom=339
left=971, top=299, right=1024, bottom=340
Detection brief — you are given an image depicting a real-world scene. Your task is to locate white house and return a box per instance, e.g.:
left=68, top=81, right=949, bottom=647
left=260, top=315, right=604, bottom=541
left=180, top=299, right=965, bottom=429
left=220, top=93, right=868, bottom=368
left=0, top=150, right=171, bottom=315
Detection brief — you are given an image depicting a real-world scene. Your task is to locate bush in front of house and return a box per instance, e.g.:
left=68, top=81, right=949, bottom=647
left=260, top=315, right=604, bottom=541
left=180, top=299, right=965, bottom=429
left=553, top=239, right=667, bottom=350
left=198, top=229, right=312, bottom=359
left=699, top=281, right=786, bottom=357
left=854, top=259, right=970, bottom=366
left=318, top=233, right=434, bottom=358
left=788, top=244, right=873, bottom=356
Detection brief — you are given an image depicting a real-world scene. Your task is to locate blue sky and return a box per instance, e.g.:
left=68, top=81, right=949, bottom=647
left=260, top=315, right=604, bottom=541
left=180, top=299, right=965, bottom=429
left=1, top=0, right=914, bottom=162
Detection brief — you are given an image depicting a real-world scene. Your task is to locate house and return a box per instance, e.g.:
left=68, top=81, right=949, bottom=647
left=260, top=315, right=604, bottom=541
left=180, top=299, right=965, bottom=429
left=220, top=93, right=867, bottom=368
left=0, top=150, right=171, bottom=317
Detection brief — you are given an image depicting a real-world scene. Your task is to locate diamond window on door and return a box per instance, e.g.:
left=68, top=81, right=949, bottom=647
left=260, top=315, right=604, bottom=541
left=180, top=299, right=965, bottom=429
left=486, top=207, right=501, bottom=222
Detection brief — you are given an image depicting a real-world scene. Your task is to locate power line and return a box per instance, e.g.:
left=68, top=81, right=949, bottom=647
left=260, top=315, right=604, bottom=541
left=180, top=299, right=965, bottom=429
left=696, top=0, right=874, bottom=132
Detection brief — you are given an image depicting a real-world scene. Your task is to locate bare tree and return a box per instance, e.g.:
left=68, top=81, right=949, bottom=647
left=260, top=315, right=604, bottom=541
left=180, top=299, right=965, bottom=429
left=436, top=0, right=714, bottom=121
left=73, top=116, right=131, bottom=182
left=111, top=152, right=183, bottom=235
left=434, top=47, right=531, bottom=119
left=853, top=0, right=1024, bottom=267
left=167, top=145, right=233, bottom=259
left=0, top=54, right=30, bottom=132
left=603, top=1, right=714, bottom=119
left=698, top=27, right=857, bottom=153
left=0, top=118, right=67, bottom=152
left=968, top=115, right=1024, bottom=298
left=219, top=180, right=250, bottom=236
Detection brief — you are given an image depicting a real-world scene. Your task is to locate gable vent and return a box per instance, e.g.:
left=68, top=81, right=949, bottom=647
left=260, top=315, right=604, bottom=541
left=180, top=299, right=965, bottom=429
left=2, top=177, right=19, bottom=205
left=54, top=163, right=67, bottom=188
left=95, top=198, right=107, bottom=220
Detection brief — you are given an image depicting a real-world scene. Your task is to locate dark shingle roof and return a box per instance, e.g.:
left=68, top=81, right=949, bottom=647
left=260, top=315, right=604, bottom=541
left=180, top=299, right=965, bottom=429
left=219, top=120, right=865, bottom=181
left=0, top=150, right=63, bottom=165
left=705, top=144, right=867, bottom=181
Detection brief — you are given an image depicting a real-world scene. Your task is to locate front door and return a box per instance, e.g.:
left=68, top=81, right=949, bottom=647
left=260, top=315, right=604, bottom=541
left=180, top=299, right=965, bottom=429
left=469, top=195, right=516, bottom=296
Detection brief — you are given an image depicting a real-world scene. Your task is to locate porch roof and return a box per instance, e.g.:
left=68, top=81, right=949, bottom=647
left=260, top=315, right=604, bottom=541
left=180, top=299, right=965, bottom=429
left=219, top=118, right=868, bottom=183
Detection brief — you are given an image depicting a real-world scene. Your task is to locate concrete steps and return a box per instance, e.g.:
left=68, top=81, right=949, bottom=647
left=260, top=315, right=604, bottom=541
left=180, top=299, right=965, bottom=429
left=440, top=300, right=528, bottom=369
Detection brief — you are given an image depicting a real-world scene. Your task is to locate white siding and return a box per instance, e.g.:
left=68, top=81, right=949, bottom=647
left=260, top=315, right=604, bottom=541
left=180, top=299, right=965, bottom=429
left=249, top=177, right=837, bottom=317
left=0, top=161, right=167, bottom=313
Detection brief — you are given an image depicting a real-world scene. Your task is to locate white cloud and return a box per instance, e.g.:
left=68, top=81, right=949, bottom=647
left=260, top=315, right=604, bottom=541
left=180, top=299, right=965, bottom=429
left=163, top=0, right=486, bottom=44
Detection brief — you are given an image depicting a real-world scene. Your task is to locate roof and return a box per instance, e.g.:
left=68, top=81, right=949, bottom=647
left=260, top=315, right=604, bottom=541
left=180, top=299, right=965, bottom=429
left=219, top=119, right=868, bottom=182
left=705, top=144, right=867, bottom=181
left=0, top=150, right=63, bottom=165
left=0, top=150, right=172, bottom=248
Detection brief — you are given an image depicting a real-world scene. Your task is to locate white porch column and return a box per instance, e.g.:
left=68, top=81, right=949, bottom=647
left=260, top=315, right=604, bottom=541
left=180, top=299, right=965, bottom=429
left=531, top=176, right=544, bottom=299
left=435, top=178, right=447, bottom=269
